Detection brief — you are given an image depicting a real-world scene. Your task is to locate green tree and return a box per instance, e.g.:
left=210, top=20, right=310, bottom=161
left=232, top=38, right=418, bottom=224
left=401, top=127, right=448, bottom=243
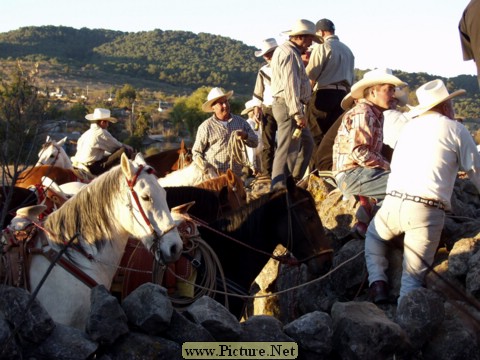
left=115, top=84, right=137, bottom=108
left=0, top=62, right=48, bottom=227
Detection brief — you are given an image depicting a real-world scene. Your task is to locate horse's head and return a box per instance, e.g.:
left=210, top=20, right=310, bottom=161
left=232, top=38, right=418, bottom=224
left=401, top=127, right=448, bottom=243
left=121, top=153, right=183, bottom=264
left=36, top=136, right=72, bottom=169
left=282, top=177, right=332, bottom=276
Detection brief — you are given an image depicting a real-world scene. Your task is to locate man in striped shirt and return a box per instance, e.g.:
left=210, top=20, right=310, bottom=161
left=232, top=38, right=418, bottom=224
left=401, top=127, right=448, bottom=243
left=192, top=87, right=258, bottom=179
left=270, top=19, right=321, bottom=190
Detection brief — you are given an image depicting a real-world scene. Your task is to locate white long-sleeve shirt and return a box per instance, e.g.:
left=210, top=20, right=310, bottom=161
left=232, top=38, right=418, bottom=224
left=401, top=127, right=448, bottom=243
left=387, top=110, right=480, bottom=210
left=74, top=123, right=123, bottom=165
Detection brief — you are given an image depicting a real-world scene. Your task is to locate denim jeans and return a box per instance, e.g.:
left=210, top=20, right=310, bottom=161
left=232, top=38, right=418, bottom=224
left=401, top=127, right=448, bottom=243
left=336, top=166, right=390, bottom=202
left=271, top=98, right=314, bottom=189
left=365, top=195, right=445, bottom=302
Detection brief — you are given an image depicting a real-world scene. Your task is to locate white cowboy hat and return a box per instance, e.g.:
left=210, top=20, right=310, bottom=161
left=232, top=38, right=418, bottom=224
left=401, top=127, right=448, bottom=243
left=241, top=99, right=258, bottom=115
left=340, top=92, right=354, bottom=110
left=202, top=87, right=234, bottom=112
left=282, top=19, right=323, bottom=44
left=255, top=38, right=278, bottom=57
left=85, top=108, right=118, bottom=123
left=350, top=68, right=406, bottom=99
left=408, top=79, right=466, bottom=117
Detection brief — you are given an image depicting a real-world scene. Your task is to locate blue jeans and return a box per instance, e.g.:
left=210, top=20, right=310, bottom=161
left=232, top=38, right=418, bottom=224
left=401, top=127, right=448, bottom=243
left=336, top=167, right=390, bottom=202
left=365, top=195, right=445, bottom=302
left=271, top=98, right=314, bottom=189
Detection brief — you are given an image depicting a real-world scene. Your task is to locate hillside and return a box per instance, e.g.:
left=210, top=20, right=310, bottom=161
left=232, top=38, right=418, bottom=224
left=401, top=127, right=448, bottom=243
left=0, top=25, right=479, bottom=119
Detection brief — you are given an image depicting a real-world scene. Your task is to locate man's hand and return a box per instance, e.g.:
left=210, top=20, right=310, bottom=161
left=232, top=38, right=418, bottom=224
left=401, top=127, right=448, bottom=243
left=236, top=130, right=248, bottom=140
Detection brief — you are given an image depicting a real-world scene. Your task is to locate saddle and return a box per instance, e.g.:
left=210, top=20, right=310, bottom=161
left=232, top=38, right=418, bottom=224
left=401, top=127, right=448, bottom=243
left=0, top=205, right=46, bottom=290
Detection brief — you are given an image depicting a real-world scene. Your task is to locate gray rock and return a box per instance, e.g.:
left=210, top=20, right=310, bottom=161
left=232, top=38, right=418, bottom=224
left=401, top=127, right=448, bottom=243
left=283, top=311, right=333, bottom=357
left=239, top=315, right=293, bottom=342
left=163, top=309, right=215, bottom=343
left=466, top=249, right=480, bottom=298
left=185, top=296, right=242, bottom=340
left=23, top=323, right=97, bottom=360
left=0, top=316, right=21, bottom=360
left=86, top=285, right=129, bottom=345
left=448, top=237, right=480, bottom=277
left=395, top=288, right=445, bottom=349
left=105, top=331, right=181, bottom=360
left=121, top=282, right=173, bottom=335
left=0, top=285, right=55, bottom=344
left=331, top=301, right=411, bottom=360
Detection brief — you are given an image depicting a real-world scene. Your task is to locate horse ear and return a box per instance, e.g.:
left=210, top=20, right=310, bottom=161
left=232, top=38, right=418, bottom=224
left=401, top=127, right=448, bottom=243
left=171, top=201, right=196, bottom=215
left=226, top=169, right=235, bottom=185
left=121, top=153, right=133, bottom=179
left=57, top=137, right=68, bottom=147
left=180, top=139, right=185, bottom=150
left=134, top=152, right=146, bottom=166
left=46, top=135, right=51, bottom=143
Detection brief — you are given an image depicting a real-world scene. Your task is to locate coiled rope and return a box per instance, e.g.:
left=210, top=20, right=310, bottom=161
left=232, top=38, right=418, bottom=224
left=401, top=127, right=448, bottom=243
left=227, top=131, right=252, bottom=171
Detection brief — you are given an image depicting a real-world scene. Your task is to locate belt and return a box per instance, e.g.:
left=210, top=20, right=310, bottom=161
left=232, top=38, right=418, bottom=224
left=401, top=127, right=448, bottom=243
left=388, top=191, right=445, bottom=210
left=316, top=84, right=348, bottom=91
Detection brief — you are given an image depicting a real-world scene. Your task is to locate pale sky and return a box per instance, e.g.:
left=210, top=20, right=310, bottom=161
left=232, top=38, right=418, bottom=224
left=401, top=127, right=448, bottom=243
left=0, top=0, right=475, bottom=78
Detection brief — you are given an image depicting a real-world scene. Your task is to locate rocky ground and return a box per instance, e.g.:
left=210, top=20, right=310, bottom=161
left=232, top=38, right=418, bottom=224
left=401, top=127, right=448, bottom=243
left=0, top=174, right=480, bottom=359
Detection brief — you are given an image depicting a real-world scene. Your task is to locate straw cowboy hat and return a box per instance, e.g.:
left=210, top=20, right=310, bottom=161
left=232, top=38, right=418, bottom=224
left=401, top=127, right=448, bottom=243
left=350, top=68, right=406, bottom=99
left=85, top=108, right=118, bottom=123
left=282, top=19, right=323, bottom=44
left=409, top=79, right=466, bottom=117
left=340, top=92, right=354, bottom=110
left=241, top=99, right=258, bottom=115
left=202, top=87, right=234, bottom=112
left=255, top=38, right=279, bottom=57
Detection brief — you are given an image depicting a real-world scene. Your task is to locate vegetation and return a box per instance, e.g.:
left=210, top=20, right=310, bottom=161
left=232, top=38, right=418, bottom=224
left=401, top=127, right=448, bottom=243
left=1, top=25, right=479, bottom=149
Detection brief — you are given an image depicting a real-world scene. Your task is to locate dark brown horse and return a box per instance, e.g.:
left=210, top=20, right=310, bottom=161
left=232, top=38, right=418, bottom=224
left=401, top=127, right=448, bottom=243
left=196, top=169, right=247, bottom=212
left=144, top=140, right=192, bottom=178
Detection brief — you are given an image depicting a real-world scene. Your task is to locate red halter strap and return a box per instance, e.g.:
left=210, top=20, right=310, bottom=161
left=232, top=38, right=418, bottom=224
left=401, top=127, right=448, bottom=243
left=126, top=165, right=153, bottom=231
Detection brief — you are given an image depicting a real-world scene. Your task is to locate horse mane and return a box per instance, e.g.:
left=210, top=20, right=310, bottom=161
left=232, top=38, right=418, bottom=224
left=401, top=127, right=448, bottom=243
left=44, top=166, right=124, bottom=250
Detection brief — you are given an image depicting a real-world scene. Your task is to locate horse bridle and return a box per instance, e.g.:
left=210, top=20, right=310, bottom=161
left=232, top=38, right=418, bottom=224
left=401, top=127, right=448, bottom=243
left=38, top=142, right=61, bottom=166
left=126, top=165, right=177, bottom=253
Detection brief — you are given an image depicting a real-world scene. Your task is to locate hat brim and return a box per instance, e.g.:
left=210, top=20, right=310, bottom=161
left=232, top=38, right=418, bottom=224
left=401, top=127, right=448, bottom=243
left=85, top=114, right=118, bottom=123
left=340, top=92, right=354, bottom=110
left=241, top=106, right=254, bottom=115
left=351, top=75, right=407, bottom=99
left=282, top=30, right=323, bottom=44
left=408, top=89, right=466, bottom=118
left=255, top=47, right=277, bottom=57
left=201, top=90, right=234, bottom=112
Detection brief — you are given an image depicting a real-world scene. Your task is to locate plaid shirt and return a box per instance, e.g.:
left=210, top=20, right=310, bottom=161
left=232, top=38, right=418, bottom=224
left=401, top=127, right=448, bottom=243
left=332, top=99, right=390, bottom=174
left=192, top=114, right=258, bottom=177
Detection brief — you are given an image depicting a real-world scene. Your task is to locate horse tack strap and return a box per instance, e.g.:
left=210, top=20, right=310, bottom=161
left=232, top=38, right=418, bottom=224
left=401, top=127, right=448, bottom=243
left=37, top=248, right=99, bottom=288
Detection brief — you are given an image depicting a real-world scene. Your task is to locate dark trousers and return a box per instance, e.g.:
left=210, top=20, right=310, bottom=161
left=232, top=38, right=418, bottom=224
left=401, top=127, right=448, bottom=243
left=261, top=106, right=277, bottom=177
left=88, top=147, right=127, bottom=176
left=306, top=89, right=347, bottom=147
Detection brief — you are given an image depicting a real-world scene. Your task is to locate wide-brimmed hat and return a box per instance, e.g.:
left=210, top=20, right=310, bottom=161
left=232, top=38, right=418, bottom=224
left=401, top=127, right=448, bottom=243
left=350, top=68, right=406, bottom=99
left=408, top=79, right=466, bottom=117
left=241, top=99, right=258, bottom=115
left=202, top=87, right=234, bottom=112
left=255, top=38, right=278, bottom=57
left=340, top=92, right=354, bottom=110
left=85, top=108, right=117, bottom=123
left=282, top=19, right=323, bottom=44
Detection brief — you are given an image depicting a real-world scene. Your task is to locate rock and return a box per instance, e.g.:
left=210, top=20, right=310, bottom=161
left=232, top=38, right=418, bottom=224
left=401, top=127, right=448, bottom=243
left=86, top=285, right=129, bottom=345
left=0, top=316, right=21, bottom=360
left=121, top=283, right=173, bottom=336
left=283, top=311, right=333, bottom=357
left=331, top=301, right=411, bottom=359
left=163, top=309, right=215, bottom=343
left=185, top=296, right=242, bottom=341
left=23, top=323, right=97, bottom=360
left=239, top=315, right=293, bottom=342
left=395, top=288, right=445, bottom=349
left=0, top=285, right=55, bottom=344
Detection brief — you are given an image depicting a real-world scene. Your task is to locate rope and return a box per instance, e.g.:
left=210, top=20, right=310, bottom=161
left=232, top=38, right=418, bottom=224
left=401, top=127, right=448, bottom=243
left=227, top=131, right=252, bottom=170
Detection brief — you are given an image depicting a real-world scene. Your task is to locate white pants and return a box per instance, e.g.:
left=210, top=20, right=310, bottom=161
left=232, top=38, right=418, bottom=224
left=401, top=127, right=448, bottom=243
left=365, top=195, right=445, bottom=302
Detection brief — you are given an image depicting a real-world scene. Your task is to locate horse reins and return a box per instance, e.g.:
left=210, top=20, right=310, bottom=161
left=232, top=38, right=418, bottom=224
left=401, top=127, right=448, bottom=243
left=126, top=164, right=177, bottom=256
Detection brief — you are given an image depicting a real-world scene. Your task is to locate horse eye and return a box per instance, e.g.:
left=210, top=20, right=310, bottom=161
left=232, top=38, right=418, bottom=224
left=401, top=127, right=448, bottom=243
left=141, top=195, right=151, bottom=202
left=49, top=154, right=55, bottom=158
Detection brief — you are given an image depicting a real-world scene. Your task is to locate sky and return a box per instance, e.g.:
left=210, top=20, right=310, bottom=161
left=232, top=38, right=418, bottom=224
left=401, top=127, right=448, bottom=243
left=0, top=0, right=476, bottom=78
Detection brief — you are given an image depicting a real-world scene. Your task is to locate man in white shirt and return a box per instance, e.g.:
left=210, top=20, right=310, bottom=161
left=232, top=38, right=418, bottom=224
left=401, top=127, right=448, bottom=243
left=73, top=108, right=133, bottom=175
left=365, top=79, right=480, bottom=304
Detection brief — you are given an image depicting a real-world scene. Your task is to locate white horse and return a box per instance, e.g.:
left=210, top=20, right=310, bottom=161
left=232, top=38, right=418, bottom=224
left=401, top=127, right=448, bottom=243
left=158, top=161, right=219, bottom=187
left=36, top=136, right=74, bottom=169
left=23, top=153, right=183, bottom=329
